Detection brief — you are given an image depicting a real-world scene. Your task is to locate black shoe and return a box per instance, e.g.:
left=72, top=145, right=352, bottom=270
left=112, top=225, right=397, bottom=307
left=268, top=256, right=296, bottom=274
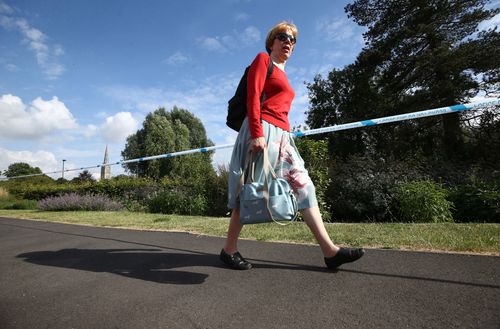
left=219, top=249, right=252, bottom=270
left=324, top=247, right=365, bottom=270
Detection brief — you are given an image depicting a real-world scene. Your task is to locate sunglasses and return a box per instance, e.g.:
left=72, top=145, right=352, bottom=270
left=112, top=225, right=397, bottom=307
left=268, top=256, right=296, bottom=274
left=275, top=33, right=296, bottom=44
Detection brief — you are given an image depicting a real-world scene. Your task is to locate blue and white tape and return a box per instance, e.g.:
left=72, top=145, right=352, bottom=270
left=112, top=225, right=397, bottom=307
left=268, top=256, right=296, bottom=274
left=2, top=99, right=499, bottom=180
left=293, top=100, right=498, bottom=138
left=120, top=143, right=234, bottom=165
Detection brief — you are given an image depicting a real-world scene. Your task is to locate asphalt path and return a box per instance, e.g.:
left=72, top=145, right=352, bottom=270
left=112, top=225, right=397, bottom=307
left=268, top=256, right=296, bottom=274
left=0, top=217, right=499, bottom=329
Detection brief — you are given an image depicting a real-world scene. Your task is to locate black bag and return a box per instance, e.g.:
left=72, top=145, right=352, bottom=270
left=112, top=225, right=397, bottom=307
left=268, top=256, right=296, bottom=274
left=226, top=60, right=274, bottom=132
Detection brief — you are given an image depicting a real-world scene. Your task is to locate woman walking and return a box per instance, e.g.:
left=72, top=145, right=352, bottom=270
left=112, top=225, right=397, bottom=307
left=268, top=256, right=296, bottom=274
left=220, top=21, right=365, bottom=270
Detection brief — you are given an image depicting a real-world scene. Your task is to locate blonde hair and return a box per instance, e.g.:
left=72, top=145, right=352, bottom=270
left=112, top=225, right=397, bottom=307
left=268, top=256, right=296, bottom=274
left=265, top=21, right=298, bottom=54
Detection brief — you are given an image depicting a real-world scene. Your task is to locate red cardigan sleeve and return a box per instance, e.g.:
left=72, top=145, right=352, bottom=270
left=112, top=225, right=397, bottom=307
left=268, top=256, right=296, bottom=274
left=246, top=53, right=270, bottom=139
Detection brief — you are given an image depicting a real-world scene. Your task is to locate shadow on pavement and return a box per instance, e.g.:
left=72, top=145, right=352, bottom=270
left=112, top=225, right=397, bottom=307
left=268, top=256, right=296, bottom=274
left=1, top=221, right=209, bottom=256
left=7, top=221, right=500, bottom=290
left=17, top=248, right=215, bottom=285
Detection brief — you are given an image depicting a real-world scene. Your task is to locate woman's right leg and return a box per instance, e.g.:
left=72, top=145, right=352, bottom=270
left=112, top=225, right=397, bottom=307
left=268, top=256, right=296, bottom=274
left=223, top=208, right=243, bottom=254
left=301, top=206, right=339, bottom=258
left=302, top=206, right=365, bottom=269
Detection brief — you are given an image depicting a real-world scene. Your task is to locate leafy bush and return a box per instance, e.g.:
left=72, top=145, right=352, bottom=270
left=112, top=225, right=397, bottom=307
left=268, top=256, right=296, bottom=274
left=0, top=186, right=38, bottom=209
left=122, top=184, right=163, bottom=212
left=448, top=181, right=500, bottom=223
left=328, top=155, right=424, bottom=221
left=295, top=137, right=332, bottom=221
left=0, top=199, right=38, bottom=210
left=392, top=181, right=453, bottom=223
left=37, top=193, right=123, bottom=211
left=148, top=189, right=207, bottom=215
left=204, top=164, right=230, bottom=216
left=7, top=176, right=156, bottom=202
left=20, top=184, right=76, bottom=200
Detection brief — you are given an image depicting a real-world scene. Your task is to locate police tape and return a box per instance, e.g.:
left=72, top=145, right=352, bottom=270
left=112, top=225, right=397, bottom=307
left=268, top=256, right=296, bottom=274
left=293, top=99, right=500, bottom=137
left=2, top=99, right=499, bottom=180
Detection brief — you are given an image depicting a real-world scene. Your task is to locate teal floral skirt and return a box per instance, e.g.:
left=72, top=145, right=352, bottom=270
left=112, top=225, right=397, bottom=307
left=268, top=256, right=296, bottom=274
left=227, top=118, right=318, bottom=210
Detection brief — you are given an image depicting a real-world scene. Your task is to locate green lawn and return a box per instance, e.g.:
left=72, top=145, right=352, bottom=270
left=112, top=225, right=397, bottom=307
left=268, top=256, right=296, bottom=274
left=0, top=209, right=498, bottom=255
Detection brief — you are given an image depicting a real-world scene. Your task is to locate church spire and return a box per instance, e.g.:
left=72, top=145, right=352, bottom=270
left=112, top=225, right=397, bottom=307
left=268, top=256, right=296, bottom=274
left=100, top=145, right=111, bottom=180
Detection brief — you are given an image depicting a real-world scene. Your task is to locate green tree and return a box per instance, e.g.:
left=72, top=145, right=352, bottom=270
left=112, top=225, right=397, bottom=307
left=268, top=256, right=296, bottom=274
left=305, top=1, right=499, bottom=220
left=308, top=0, right=499, bottom=160
left=121, top=106, right=214, bottom=180
left=73, top=170, right=95, bottom=182
left=349, top=0, right=499, bottom=159
left=3, top=162, right=43, bottom=178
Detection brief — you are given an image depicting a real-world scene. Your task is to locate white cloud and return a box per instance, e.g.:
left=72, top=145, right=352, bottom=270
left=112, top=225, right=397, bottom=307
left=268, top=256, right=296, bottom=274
left=53, top=44, right=64, bottom=56
left=199, top=37, right=227, bottom=52
left=100, top=86, right=170, bottom=113
left=84, top=112, right=137, bottom=148
left=324, top=50, right=345, bottom=61
left=0, top=147, right=59, bottom=176
left=164, top=51, right=189, bottom=65
left=84, top=124, right=98, bottom=138
left=0, top=10, right=65, bottom=79
left=0, top=147, right=84, bottom=180
left=0, top=94, right=78, bottom=139
left=234, top=13, right=250, bottom=21
left=0, top=2, right=14, bottom=14
left=242, top=26, right=260, bottom=45
left=5, top=63, right=18, bottom=71
left=221, top=35, right=235, bottom=46
left=316, top=16, right=363, bottom=43
left=100, top=71, right=238, bottom=116
left=100, top=112, right=138, bottom=143
left=198, top=26, right=261, bottom=52
left=0, top=11, right=15, bottom=28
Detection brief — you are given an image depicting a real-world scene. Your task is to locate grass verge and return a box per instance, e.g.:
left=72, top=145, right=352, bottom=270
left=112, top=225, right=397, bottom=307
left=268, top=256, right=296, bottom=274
left=0, top=209, right=498, bottom=255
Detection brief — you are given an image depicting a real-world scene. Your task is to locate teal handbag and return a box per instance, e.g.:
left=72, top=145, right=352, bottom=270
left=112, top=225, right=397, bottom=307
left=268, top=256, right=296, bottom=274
left=238, top=148, right=298, bottom=225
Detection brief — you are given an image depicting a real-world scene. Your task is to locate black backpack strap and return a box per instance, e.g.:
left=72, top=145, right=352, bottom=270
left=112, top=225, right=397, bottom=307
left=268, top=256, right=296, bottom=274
left=267, top=57, right=274, bottom=78
left=260, top=58, right=273, bottom=105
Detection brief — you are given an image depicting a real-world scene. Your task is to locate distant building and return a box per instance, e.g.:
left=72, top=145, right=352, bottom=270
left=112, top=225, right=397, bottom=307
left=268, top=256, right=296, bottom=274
left=100, top=146, right=111, bottom=180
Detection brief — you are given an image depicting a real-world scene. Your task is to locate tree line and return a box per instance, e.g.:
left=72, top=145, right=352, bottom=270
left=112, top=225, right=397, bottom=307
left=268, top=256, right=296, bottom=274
left=302, top=0, right=499, bottom=221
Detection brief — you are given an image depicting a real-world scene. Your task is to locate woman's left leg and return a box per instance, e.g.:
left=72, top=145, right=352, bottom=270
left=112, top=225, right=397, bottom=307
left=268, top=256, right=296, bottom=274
left=223, top=208, right=243, bottom=255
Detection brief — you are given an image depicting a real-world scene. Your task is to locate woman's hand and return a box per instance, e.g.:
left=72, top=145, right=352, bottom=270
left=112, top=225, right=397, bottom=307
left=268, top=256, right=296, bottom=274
left=250, top=137, right=267, bottom=153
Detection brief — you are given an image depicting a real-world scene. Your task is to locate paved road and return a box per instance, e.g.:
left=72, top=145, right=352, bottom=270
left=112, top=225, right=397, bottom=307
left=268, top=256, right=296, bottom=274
left=0, top=217, right=499, bottom=329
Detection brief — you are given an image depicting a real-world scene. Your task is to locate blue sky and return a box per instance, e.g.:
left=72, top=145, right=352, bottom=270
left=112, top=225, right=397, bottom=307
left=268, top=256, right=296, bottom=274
left=1, top=0, right=498, bottom=179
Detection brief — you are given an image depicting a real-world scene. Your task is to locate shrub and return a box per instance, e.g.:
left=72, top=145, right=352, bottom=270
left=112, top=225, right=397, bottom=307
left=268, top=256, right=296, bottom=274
left=6, top=176, right=157, bottom=203
left=448, top=181, right=500, bottom=223
left=328, top=155, right=424, bottom=221
left=392, top=181, right=453, bottom=223
left=8, top=182, right=78, bottom=200
left=204, top=164, right=230, bottom=216
left=83, top=176, right=156, bottom=199
left=122, top=184, right=163, bottom=212
left=148, top=189, right=207, bottom=215
left=295, top=137, right=332, bottom=221
left=0, top=199, right=38, bottom=210
left=37, top=193, right=123, bottom=211
left=0, top=186, right=37, bottom=209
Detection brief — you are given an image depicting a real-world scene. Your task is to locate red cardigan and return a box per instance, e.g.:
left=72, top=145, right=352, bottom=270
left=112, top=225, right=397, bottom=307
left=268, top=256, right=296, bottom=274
left=246, top=52, right=295, bottom=138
